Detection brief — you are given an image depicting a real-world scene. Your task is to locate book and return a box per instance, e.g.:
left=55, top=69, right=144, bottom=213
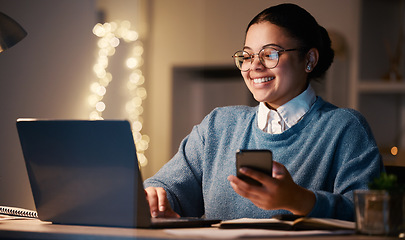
left=0, top=206, right=38, bottom=218
left=219, top=217, right=355, bottom=231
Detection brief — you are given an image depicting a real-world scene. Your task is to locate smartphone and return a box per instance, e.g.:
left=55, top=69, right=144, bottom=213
left=236, top=149, right=273, bottom=186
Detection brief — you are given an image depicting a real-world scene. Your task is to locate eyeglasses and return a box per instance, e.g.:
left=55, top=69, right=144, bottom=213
left=232, top=46, right=299, bottom=71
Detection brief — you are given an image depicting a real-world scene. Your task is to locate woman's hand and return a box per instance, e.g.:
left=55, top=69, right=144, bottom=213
left=227, top=161, right=316, bottom=216
left=144, top=187, right=180, bottom=218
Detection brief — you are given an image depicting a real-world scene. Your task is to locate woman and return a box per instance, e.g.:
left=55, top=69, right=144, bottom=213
left=144, top=3, right=383, bottom=221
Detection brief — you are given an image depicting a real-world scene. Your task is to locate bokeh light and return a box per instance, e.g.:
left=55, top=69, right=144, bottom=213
left=89, top=20, right=149, bottom=167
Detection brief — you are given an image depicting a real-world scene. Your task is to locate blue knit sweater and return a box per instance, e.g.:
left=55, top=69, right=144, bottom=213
left=144, top=97, right=383, bottom=221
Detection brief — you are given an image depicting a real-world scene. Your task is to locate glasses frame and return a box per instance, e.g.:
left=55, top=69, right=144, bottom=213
left=232, top=46, right=299, bottom=71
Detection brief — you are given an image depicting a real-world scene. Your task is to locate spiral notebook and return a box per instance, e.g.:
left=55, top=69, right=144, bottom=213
left=0, top=206, right=37, bottom=218
left=16, top=119, right=220, bottom=228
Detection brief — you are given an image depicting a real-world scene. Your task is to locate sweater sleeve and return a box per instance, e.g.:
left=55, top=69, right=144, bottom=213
left=143, top=124, right=206, bottom=217
left=307, top=109, right=384, bottom=221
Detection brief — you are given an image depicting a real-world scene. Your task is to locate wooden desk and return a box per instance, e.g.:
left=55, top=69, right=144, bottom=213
left=0, top=219, right=398, bottom=240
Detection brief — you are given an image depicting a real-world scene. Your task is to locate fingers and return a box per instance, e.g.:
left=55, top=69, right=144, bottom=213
left=227, top=175, right=262, bottom=199
left=272, top=161, right=288, bottom=178
left=231, top=161, right=289, bottom=187
left=228, top=162, right=296, bottom=210
left=239, top=167, right=273, bottom=185
left=145, top=187, right=162, bottom=217
left=144, top=187, right=180, bottom=218
left=157, top=188, right=167, bottom=212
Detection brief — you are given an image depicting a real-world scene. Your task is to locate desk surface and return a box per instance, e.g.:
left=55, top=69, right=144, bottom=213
left=0, top=218, right=398, bottom=240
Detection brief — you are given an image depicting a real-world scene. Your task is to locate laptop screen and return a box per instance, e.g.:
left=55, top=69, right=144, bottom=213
left=16, top=119, right=151, bottom=228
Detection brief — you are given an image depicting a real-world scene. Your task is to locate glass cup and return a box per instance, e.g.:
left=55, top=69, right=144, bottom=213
left=354, top=190, right=404, bottom=236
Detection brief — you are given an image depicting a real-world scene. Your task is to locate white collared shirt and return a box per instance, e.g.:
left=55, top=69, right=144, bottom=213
left=257, top=85, right=316, bottom=134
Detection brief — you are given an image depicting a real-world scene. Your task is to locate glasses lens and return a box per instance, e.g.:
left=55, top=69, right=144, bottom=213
left=260, top=47, right=279, bottom=69
left=233, top=51, right=251, bottom=71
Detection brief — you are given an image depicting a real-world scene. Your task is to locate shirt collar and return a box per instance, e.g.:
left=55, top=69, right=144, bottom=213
left=277, top=84, right=316, bottom=128
left=257, top=84, right=316, bottom=131
left=258, top=101, right=271, bottom=130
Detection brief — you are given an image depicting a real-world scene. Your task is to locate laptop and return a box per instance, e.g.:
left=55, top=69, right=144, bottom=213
left=16, top=119, right=220, bottom=228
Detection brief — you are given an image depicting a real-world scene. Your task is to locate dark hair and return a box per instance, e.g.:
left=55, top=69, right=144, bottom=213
left=247, top=3, right=334, bottom=80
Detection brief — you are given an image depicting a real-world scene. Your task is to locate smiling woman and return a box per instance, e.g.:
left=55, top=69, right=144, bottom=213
left=240, top=22, right=311, bottom=109
left=143, top=3, right=383, bottom=222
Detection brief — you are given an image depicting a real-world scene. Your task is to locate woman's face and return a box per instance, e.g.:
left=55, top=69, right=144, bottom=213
left=242, top=22, right=309, bottom=109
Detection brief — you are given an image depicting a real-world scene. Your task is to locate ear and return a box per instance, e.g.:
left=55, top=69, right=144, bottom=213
left=305, top=48, right=319, bottom=73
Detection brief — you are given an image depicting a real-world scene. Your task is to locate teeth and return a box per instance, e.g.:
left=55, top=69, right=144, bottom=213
left=253, top=77, right=274, bottom=83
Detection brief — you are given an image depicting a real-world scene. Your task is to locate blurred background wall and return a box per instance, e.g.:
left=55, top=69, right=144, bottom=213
left=0, top=0, right=403, bottom=211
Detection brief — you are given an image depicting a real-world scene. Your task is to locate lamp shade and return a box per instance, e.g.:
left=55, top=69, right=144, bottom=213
left=0, top=12, right=27, bottom=53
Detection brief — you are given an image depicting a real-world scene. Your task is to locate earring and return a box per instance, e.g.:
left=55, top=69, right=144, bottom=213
left=306, top=65, right=311, bottom=71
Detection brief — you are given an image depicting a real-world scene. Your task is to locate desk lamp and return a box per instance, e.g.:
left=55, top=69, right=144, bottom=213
left=0, top=12, right=27, bottom=53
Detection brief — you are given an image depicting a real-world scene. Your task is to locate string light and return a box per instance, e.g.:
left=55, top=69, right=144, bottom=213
left=391, top=146, right=399, bottom=156
left=89, top=20, right=149, bottom=167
